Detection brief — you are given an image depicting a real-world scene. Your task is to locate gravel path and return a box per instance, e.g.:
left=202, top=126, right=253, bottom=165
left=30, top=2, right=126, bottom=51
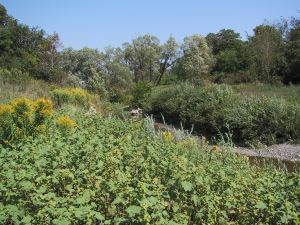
left=233, top=144, right=300, bottom=162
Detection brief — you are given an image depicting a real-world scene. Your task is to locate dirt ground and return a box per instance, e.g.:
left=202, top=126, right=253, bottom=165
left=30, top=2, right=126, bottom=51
left=233, top=144, right=300, bottom=162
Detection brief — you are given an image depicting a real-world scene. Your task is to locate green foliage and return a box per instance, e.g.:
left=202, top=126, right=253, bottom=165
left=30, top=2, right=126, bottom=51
left=51, top=87, right=93, bottom=108
left=129, top=81, right=152, bottom=108
left=100, top=102, right=129, bottom=119
left=250, top=25, right=284, bottom=81
left=176, top=34, right=215, bottom=81
left=284, top=40, right=300, bottom=84
left=86, top=73, right=108, bottom=98
left=0, top=110, right=299, bottom=224
left=225, top=96, right=300, bottom=145
left=0, top=68, right=30, bottom=84
left=146, top=83, right=234, bottom=137
left=146, top=83, right=300, bottom=145
left=123, top=34, right=160, bottom=83
left=232, top=83, right=300, bottom=104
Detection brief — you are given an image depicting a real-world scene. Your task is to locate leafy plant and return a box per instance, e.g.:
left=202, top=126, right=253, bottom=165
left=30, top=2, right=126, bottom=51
left=0, top=109, right=298, bottom=224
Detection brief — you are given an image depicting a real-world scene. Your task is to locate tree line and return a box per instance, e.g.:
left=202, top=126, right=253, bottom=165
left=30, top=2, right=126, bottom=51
left=0, top=3, right=299, bottom=99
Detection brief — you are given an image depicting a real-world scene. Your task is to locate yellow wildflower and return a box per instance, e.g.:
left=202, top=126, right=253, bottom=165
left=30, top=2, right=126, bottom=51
left=163, top=131, right=173, bottom=141
left=0, top=104, right=13, bottom=117
left=56, top=115, right=76, bottom=130
left=211, top=145, right=220, bottom=152
left=10, top=98, right=33, bottom=111
left=34, top=98, right=53, bottom=117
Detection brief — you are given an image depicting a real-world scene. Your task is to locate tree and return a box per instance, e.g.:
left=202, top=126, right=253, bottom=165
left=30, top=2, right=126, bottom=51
left=0, top=3, right=8, bottom=26
left=284, top=17, right=300, bottom=83
left=155, top=36, right=179, bottom=85
left=0, top=4, right=47, bottom=77
left=101, top=47, right=133, bottom=97
left=177, top=34, right=214, bottom=81
left=206, top=29, right=254, bottom=74
left=60, top=47, right=102, bottom=82
left=206, top=29, right=242, bottom=55
left=250, top=25, right=284, bottom=81
left=123, top=34, right=160, bottom=83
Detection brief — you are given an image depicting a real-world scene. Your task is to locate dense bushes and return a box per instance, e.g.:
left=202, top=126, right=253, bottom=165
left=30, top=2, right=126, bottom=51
left=0, top=110, right=299, bottom=224
left=146, top=83, right=300, bottom=145
left=145, top=83, right=235, bottom=136
left=226, top=97, right=300, bottom=145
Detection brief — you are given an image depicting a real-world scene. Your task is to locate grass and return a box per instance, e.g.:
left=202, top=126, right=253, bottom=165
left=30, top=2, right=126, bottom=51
left=232, top=83, right=300, bottom=105
left=0, top=77, right=50, bottom=104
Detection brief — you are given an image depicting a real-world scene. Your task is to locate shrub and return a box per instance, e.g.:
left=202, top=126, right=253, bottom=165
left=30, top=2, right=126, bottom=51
left=146, top=83, right=235, bottom=136
left=146, top=83, right=300, bottom=145
left=130, top=81, right=152, bottom=108
left=0, top=98, right=53, bottom=144
left=51, top=87, right=92, bottom=108
left=225, top=96, right=300, bottom=145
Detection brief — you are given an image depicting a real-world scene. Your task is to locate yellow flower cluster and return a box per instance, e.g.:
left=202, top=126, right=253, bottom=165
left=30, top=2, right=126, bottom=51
left=51, top=87, right=92, bottom=108
left=0, top=97, right=54, bottom=143
left=56, top=115, right=76, bottom=130
left=163, top=131, right=173, bottom=141
left=34, top=98, right=53, bottom=118
left=0, top=104, right=13, bottom=117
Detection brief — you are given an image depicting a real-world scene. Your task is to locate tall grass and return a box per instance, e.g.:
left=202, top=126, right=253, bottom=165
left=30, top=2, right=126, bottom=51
left=232, top=82, right=300, bottom=105
left=0, top=68, right=50, bottom=104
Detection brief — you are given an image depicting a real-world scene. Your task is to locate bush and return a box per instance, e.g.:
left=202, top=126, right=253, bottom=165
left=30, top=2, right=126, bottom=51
left=146, top=83, right=235, bottom=136
left=130, top=81, right=152, bottom=108
left=51, top=87, right=92, bottom=108
left=146, top=83, right=300, bottom=145
left=0, top=68, right=31, bottom=84
left=0, top=98, right=53, bottom=144
left=225, top=96, right=300, bottom=145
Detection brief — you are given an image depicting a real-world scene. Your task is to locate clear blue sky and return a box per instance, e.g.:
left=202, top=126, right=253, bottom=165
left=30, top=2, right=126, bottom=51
left=2, top=0, right=299, bottom=50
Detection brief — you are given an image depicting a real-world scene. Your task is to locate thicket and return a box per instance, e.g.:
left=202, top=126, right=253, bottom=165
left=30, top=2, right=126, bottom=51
left=0, top=107, right=299, bottom=224
left=145, top=83, right=300, bottom=146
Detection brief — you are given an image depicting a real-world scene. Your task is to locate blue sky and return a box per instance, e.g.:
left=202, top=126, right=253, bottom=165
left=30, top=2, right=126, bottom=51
left=1, top=0, right=299, bottom=50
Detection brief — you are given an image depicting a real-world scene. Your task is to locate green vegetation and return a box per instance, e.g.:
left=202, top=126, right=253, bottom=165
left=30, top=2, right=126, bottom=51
left=232, top=83, right=300, bottom=104
left=146, top=83, right=300, bottom=146
left=0, top=105, right=299, bottom=224
left=0, top=69, right=50, bottom=104
left=0, top=3, right=300, bottom=224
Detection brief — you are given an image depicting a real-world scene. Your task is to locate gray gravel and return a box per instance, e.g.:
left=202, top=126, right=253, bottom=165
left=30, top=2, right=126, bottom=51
left=233, top=144, right=300, bottom=162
